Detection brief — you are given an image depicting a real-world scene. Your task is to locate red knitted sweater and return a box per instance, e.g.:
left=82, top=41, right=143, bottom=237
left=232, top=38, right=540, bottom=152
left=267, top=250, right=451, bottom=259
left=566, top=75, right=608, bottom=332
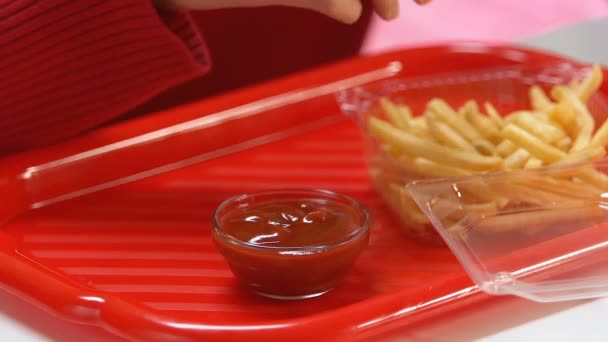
left=0, top=1, right=372, bottom=156
left=0, top=0, right=209, bottom=154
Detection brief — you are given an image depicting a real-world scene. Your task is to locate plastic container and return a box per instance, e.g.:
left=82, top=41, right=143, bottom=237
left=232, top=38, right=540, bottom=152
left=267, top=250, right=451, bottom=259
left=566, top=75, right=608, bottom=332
left=339, top=62, right=607, bottom=246
left=339, top=62, right=608, bottom=302
left=211, top=189, right=371, bottom=300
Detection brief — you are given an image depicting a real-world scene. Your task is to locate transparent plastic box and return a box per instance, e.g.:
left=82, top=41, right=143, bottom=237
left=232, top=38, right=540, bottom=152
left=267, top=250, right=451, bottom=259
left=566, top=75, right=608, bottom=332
left=339, top=62, right=608, bottom=302
left=407, top=160, right=608, bottom=302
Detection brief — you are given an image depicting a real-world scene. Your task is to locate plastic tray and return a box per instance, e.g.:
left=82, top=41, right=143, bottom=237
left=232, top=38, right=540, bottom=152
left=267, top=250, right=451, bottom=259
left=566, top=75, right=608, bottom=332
left=0, top=44, right=597, bottom=341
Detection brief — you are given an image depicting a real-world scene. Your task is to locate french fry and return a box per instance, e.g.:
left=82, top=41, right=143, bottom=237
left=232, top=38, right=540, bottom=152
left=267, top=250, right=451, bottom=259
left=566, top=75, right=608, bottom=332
left=464, top=101, right=501, bottom=144
left=428, top=98, right=482, bottom=142
left=550, top=85, right=568, bottom=102
left=510, top=112, right=566, bottom=143
left=457, top=100, right=498, bottom=152
left=381, top=143, right=401, bottom=159
left=368, top=117, right=503, bottom=171
left=553, top=87, right=595, bottom=152
left=513, top=174, right=601, bottom=200
left=410, top=116, right=427, bottom=128
left=462, top=100, right=480, bottom=117
left=394, top=156, right=425, bottom=177
left=575, top=168, right=608, bottom=188
left=591, top=118, right=608, bottom=148
left=524, top=157, right=543, bottom=169
left=463, top=202, right=499, bottom=217
left=484, top=102, right=504, bottom=128
left=398, top=104, right=413, bottom=122
left=412, top=157, right=472, bottom=178
left=389, top=183, right=430, bottom=226
left=569, top=78, right=581, bottom=91
left=548, top=102, right=577, bottom=134
left=504, top=148, right=530, bottom=169
left=407, top=117, right=433, bottom=139
left=426, top=111, right=476, bottom=152
left=555, top=146, right=606, bottom=165
left=501, top=124, right=566, bottom=163
left=426, top=195, right=468, bottom=224
left=472, top=139, right=496, bottom=156
left=529, top=85, right=555, bottom=111
left=457, top=105, right=467, bottom=118
left=473, top=206, right=604, bottom=233
left=491, top=183, right=575, bottom=207
left=464, top=103, right=501, bottom=143
left=555, top=136, right=573, bottom=151
left=577, top=64, right=603, bottom=103
left=379, top=97, right=408, bottom=129
left=535, top=110, right=551, bottom=122
left=496, top=140, right=518, bottom=157
left=504, top=110, right=532, bottom=124
left=458, top=179, right=510, bottom=207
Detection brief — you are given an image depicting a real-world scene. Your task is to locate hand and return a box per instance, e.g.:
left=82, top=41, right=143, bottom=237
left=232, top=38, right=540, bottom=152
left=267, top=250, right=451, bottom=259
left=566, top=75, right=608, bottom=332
left=157, top=0, right=433, bottom=24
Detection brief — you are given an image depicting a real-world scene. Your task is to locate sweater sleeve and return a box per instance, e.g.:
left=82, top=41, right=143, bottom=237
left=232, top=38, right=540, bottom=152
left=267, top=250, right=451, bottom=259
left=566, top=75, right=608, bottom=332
left=0, top=0, right=211, bottom=155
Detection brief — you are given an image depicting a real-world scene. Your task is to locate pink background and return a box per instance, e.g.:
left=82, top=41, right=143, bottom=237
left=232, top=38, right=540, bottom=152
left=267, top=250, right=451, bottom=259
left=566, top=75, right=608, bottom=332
left=363, top=0, right=608, bottom=54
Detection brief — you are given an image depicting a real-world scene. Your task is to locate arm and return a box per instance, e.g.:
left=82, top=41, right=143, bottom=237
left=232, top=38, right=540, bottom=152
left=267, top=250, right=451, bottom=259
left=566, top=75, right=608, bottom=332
left=0, top=0, right=210, bottom=154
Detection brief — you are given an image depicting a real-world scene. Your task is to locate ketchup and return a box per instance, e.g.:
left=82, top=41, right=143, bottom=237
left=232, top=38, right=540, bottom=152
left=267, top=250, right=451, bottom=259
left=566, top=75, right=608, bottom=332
left=212, top=191, right=370, bottom=300
left=222, top=200, right=362, bottom=247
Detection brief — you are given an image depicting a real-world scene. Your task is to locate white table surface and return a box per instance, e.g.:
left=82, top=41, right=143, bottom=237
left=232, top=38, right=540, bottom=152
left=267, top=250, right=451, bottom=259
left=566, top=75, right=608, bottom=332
left=3, top=16, right=608, bottom=342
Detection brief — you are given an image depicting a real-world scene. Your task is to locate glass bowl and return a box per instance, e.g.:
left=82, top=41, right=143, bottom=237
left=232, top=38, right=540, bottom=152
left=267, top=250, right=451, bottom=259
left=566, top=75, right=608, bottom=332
left=211, top=189, right=370, bottom=300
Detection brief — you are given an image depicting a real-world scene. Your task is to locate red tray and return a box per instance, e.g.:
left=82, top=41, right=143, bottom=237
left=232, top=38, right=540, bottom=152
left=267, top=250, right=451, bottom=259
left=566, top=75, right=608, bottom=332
left=0, top=44, right=588, bottom=341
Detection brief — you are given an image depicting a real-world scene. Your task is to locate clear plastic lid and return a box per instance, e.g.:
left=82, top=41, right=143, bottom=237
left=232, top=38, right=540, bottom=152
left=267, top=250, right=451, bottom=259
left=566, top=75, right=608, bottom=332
left=339, top=61, right=608, bottom=302
left=406, top=160, right=608, bottom=302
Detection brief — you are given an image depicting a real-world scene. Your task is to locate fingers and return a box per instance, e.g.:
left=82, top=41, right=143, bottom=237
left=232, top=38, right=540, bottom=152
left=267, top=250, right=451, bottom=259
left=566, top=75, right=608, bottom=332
left=372, top=0, right=399, bottom=21
left=312, top=0, right=364, bottom=24
left=165, top=0, right=433, bottom=24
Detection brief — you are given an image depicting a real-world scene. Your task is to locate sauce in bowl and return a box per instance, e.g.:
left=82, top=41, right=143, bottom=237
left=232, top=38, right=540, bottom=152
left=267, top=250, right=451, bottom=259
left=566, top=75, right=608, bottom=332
left=211, top=189, right=370, bottom=300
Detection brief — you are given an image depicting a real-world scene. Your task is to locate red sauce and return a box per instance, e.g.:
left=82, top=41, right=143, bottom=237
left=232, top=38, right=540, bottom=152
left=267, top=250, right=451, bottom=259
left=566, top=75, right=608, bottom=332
left=212, top=197, right=369, bottom=299
left=221, top=200, right=362, bottom=247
